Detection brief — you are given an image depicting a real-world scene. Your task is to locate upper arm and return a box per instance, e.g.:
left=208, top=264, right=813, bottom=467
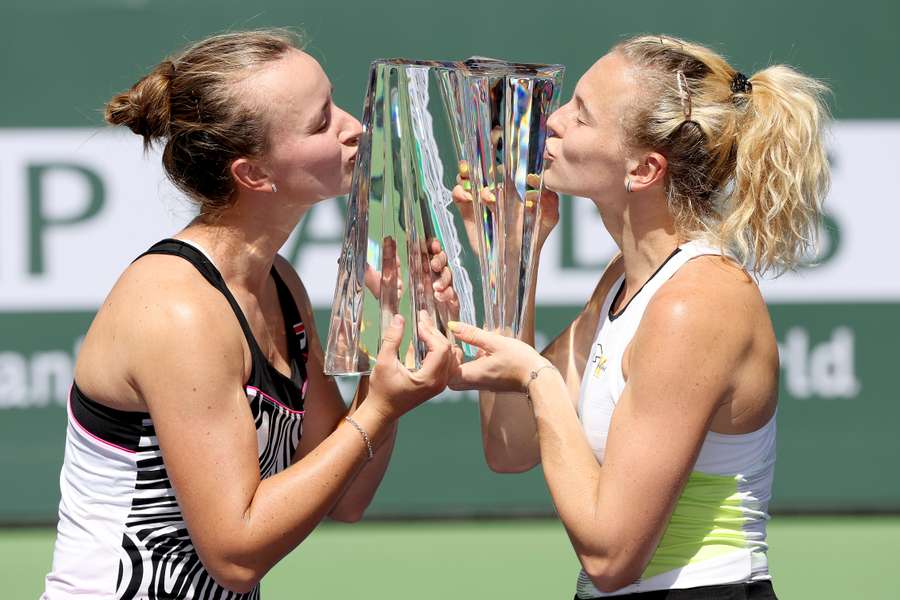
left=542, top=254, right=623, bottom=408
left=272, top=256, right=348, bottom=460
left=123, top=276, right=262, bottom=572
left=590, top=281, right=748, bottom=574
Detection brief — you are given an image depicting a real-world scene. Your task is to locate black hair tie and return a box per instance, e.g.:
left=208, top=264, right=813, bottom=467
left=731, top=72, right=752, bottom=94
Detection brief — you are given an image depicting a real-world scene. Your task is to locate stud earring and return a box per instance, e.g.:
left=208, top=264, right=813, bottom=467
left=271, top=183, right=278, bottom=193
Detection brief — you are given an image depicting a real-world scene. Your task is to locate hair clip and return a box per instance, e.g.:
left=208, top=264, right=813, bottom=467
left=731, top=72, right=752, bottom=94
left=676, top=70, right=692, bottom=120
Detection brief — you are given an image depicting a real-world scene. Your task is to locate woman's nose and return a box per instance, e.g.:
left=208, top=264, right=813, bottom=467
left=336, top=107, right=362, bottom=145
left=546, top=107, right=563, bottom=138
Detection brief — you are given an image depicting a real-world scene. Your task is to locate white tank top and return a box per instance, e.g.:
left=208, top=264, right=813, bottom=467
left=42, top=240, right=309, bottom=599
left=576, top=240, right=776, bottom=598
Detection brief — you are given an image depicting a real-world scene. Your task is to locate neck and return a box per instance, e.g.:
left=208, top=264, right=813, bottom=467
left=178, top=192, right=309, bottom=295
left=596, top=190, right=680, bottom=296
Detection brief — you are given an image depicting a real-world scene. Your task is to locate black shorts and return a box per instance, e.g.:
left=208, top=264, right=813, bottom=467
left=574, top=580, right=777, bottom=599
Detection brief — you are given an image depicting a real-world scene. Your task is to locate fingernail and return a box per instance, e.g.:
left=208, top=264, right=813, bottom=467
left=447, top=320, right=462, bottom=332
left=526, top=173, right=541, bottom=188
left=462, top=180, right=471, bottom=191
left=458, top=161, right=469, bottom=177
left=419, top=309, right=430, bottom=321
left=392, top=314, right=403, bottom=327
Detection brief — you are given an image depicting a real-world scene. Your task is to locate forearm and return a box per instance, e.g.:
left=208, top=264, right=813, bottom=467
left=527, top=373, right=611, bottom=561
left=327, top=377, right=397, bottom=520
left=216, top=402, right=392, bottom=586
left=328, top=415, right=397, bottom=521
left=478, top=255, right=542, bottom=471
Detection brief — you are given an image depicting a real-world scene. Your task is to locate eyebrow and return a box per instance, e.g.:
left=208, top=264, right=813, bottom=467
left=325, top=84, right=334, bottom=103
left=575, top=95, right=595, bottom=122
left=315, top=91, right=331, bottom=122
left=308, top=85, right=333, bottom=128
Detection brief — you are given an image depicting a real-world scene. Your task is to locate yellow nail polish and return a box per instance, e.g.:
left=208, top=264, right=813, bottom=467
left=447, top=320, right=462, bottom=332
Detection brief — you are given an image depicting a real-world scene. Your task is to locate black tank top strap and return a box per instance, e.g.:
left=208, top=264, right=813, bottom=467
left=270, top=268, right=303, bottom=339
left=135, top=239, right=267, bottom=367
left=270, top=267, right=310, bottom=380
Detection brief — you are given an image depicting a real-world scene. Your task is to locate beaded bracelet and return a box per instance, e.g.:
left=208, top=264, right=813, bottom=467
left=344, top=415, right=374, bottom=461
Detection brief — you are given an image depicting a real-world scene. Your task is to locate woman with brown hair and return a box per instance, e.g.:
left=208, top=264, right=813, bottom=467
left=450, top=35, right=830, bottom=598
left=42, top=30, right=456, bottom=599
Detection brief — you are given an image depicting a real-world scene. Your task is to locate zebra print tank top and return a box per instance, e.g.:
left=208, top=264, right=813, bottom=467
left=43, top=239, right=308, bottom=599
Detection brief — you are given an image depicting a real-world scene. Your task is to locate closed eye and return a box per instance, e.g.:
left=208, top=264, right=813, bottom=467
left=316, top=102, right=331, bottom=133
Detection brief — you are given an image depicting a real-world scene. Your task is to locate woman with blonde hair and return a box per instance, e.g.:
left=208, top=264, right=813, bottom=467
left=42, top=30, right=456, bottom=599
left=450, top=35, right=829, bottom=598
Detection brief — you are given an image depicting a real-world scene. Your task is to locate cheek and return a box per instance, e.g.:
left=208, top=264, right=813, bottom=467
left=296, top=138, right=342, bottom=176
left=562, top=129, right=602, bottom=166
left=275, top=137, right=344, bottom=192
left=554, top=129, right=621, bottom=194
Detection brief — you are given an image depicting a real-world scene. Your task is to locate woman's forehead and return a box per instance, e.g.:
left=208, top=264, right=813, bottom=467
left=242, top=50, right=330, bottom=117
left=576, top=52, right=637, bottom=112
left=260, top=50, right=328, bottom=95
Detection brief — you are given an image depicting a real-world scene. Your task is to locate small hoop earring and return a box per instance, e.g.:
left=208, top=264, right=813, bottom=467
left=271, top=183, right=278, bottom=193
left=625, top=179, right=633, bottom=193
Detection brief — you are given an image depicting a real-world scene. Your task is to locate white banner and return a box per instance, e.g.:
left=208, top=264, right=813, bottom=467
left=535, top=120, right=900, bottom=304
left=0, top=122, right=897, bottom=310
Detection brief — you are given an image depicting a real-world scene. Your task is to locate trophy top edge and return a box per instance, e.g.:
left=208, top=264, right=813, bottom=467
left=371, top=57, right=565, bottom=77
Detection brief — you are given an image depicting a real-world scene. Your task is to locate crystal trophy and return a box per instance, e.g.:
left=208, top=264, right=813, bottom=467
left=325, top=58, right=564, bottom=375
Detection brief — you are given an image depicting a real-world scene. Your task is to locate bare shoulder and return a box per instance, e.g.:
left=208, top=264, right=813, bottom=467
left=114, top=254, right=240, bottom=331
left=638, top=255, right=765, bottom=360
left=655, top=255, right=764, bottom=322
left=76, top=254, right=246, bottom=406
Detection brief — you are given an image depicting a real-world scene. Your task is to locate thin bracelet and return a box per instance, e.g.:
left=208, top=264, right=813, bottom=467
left=344, top=415, right=374, bottom=461
left=525, top=363, right=558, bottom=400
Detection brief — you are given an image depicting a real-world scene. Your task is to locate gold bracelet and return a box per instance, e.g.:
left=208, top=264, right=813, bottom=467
left=344, top=415, right=374, bottom=461
left=525, top=363, right=558, bottom=400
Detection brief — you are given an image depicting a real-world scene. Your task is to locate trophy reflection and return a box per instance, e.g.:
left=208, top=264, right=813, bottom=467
left=325, top=58, right=564, bottom=375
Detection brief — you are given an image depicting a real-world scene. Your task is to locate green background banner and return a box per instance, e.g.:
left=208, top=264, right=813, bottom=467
left=2, top=0, right=898, bottom=522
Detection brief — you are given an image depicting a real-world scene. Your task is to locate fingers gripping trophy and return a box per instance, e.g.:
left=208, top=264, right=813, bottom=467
left=325, top=57, right=564, bottom=375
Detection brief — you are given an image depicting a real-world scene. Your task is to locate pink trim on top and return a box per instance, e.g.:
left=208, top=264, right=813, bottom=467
left=67, top=385, right=137, bottom=455
left=245, top=385, right=305, bottom=415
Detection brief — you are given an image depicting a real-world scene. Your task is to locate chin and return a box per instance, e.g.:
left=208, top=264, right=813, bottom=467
left=542, top=172, right=571, bottom=196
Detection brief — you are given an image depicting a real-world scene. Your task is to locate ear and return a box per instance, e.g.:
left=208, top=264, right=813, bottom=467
left=626, top=152, right=667, bottom=192
left=231, top=158, right=274, bottom=193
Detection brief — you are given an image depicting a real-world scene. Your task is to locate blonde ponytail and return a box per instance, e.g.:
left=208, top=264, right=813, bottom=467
left=724, top=66, right=831, bottom=274
left=616, top=35, right=831, bottom=275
